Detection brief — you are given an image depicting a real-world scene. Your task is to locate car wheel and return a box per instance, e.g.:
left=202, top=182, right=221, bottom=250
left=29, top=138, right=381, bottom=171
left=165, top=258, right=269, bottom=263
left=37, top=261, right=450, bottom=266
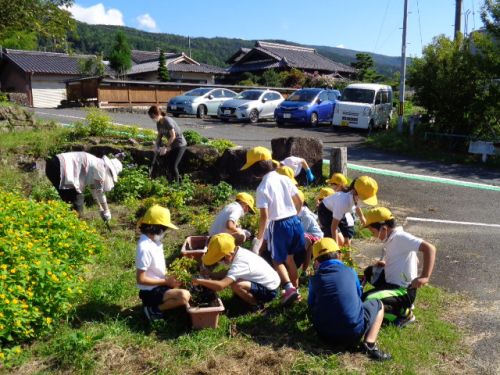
left=276, top=119, right=285, bottom=126
left=382, top=117, right=390, bottom=131
left=173, top=114, right=180, bottom=118
left=309, top=112, right=319, bottom=127
left=367, top=120, right=374, bottom=135
left=249, top=109, right=259, bottom=124
left=196, top=105, right=207, bottom=119
left=220, top=118, right=229, bottom=123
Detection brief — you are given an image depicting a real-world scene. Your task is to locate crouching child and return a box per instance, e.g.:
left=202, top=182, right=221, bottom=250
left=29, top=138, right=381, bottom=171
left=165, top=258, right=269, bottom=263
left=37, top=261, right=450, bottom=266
left=308, top=238, right=391, bottom=361
left=193, top=233, right=280, bottom=310
left=136, top=205, right=191, bottom=321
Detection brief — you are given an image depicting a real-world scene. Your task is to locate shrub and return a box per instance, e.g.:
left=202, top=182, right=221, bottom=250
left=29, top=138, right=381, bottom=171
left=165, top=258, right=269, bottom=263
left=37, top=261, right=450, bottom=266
left=108, top=166, right=169, bottom=202
left=0, top=92, right=8, bottom=102
left=209, top=139, right=235, bottom=154
left=183, top=130, right=208, bottom=146
left=0, top=191, right=104, bottom=357
left=70, top=109, right=112, bottom=138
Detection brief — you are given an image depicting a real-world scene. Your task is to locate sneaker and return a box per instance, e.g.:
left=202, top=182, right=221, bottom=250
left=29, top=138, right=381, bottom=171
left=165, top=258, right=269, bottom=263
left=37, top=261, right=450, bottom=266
left=362, top=342, right=392, bottom=361
left=395, top=312, right=416, bottom=328
left=143, top=305, right=164, bottom=322
left=281, top=287, right=299, bottom=306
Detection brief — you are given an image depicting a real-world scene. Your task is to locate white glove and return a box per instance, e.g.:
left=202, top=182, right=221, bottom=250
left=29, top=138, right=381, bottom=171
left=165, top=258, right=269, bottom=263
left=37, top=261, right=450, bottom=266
left=100, top=209, right=111, bottom=222
left=251, top=238, right=262, bottom=254
left=242, top=229, right=252, bottom=241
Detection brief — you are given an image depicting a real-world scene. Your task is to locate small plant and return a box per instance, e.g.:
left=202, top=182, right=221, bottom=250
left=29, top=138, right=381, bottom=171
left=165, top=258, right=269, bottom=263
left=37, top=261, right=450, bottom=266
left=85, top=108, right=111, bottom=136
left=209, top=139, right=235, bottom=153
left=168, top=257, right=198, bottom=285
left=189, top=207, right=213, bottom=234
left=183, top=130, right=208, bottom=146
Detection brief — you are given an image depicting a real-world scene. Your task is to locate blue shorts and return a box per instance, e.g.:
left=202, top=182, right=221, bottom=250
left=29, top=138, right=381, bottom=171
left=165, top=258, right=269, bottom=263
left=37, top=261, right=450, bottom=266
left=139, top=286, right=170, bottom=307
left=338, top=218, right=354, bottom=239
left=362, top=299, right=383, bottom=335
left=268, top=215, right=305, bottom=264
left=250, top=282, right=278, bottom=303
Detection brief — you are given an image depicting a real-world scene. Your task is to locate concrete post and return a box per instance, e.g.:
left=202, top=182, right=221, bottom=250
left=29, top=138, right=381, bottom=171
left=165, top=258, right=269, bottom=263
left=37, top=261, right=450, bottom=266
left=330, top=147, right=347, bottom=177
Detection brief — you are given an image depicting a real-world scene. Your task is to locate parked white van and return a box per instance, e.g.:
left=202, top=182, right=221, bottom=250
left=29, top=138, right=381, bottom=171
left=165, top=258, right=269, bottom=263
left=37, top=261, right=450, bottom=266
left=332, top=83, right=393, bottom=132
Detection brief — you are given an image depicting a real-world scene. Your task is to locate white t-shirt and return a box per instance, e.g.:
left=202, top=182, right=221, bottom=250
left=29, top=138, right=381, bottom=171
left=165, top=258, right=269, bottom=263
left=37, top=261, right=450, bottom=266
left=135, top=234, right=167, bottom=291
left=227, top=248, right=281, bottom=290
left=281, top=156, right=304, bottom=176
left=209, top=202, right=245, bottom=236
left=383, top=227, right=423, bottom=287
left=256, top=171, right=298, bottom=221
left=57, top=152, right=108, bottom=193
left=322, top=191, right=356, bottom=221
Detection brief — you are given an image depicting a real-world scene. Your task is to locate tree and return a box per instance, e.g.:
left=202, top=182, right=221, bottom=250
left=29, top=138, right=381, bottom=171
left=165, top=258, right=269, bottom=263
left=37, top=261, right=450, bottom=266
left=259, top=69, right=283, bottom=87
left=481, top=0, right=500, bottom=39
left=0, top=0, right=75, bottom=50
left=79, top=55, right=105, bottom=77
left=281, top=68, right=305, bottom=88
left=0, top=30, right=37, bottom=50
left=108, top=32, right=132, bottom=78
left=351, top=53, right=382, bottom=82
left=158, top=49, right=170, bottom=82
left=408, top=33, right=499, bottom=138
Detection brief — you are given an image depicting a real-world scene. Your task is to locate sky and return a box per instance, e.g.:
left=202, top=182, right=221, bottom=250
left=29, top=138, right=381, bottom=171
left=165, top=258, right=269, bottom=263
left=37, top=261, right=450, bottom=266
left=65, top=0, right=486, bottom=57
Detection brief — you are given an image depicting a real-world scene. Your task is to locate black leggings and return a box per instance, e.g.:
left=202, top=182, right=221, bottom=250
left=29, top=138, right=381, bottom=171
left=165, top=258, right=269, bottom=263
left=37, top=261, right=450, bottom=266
left=45, top=156, right=85, bottom=215
left=166, top=146, right=186, bottom=183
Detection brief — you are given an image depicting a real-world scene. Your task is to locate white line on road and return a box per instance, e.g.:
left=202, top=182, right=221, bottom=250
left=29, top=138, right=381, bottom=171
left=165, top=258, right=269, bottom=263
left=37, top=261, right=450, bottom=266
left=406, top=217, right=500, bottom=228
left=37, top=111, right=125, bottom=126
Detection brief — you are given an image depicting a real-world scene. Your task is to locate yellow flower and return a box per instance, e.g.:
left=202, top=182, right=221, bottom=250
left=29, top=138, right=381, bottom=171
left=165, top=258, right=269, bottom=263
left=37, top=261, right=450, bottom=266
left=4, top=299, right=10, bottom=304
left=0, top=294, right=5, bottom=299
left=45, top=317, right=53, bottom=325
left=10, top=268, right=16, bottom=274
left=0, top=352, right=4, bottom=359
left=12, top=299, right=18, bottom=304
left=0, top=264, right=6, bottom=270
left=13, top=347, right=21, bottom=354
left=14, top=320, right=21, bottom=327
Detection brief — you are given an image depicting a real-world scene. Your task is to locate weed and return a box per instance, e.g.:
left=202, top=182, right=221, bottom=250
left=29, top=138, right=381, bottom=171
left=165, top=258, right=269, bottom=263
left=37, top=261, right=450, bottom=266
left=184, top=130, right=208, bottom=146
left=168, top=257, right=198, bottom=285
left=209, top=139, right=235, bottom=153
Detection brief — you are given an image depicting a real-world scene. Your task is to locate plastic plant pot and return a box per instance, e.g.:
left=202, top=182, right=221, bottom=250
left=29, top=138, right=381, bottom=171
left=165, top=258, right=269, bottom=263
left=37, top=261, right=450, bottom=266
left=181, top=235, right=209, bottom=260
left=187, top=297, right=225, bottom=329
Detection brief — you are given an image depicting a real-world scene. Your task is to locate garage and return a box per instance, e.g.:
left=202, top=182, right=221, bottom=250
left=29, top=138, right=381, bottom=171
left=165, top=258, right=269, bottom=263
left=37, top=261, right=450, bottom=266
left=31, top=80, right=67, bottom=108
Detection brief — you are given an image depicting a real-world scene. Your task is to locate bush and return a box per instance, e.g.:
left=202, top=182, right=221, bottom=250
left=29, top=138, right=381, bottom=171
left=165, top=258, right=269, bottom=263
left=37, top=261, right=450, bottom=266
left=209, top=139, right=235, bottom=153
left=183, top=130, right=208, bottom=146
left=71, top=108, right=112, bottom=138
left=0, top=191, right=104, bottom=357
left=108, top=166, right=169, bottom=202
left=0, top=92, right=8, bottom=102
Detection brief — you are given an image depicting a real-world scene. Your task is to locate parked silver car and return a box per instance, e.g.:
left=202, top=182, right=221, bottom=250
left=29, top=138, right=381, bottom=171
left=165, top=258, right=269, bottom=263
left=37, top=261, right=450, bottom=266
left=167, top=88, right=237, bottom=118
left=217, top=89, right=284, bottom=123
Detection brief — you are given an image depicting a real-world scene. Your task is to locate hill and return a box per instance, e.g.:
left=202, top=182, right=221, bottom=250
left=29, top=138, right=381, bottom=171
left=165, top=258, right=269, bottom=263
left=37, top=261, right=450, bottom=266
left=65, top=22, right=402, bottom=76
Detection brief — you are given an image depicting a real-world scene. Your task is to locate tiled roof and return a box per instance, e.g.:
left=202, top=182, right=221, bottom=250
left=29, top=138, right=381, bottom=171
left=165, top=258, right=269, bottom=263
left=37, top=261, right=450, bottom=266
left=2, top=49, right=97, bottom=75
left=231, top=41, right=356, bottom=75
left=228, top=60, right=282, bottom=73
left=127, top=60, right=227, bottom=76
left=131, top=50, right=181, bottom=64
left=226, top=47, right=251, bottom=64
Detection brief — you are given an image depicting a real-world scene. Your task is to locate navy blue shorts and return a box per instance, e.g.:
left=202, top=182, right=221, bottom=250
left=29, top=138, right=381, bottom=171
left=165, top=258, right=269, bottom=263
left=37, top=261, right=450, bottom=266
left=268, top=215, right=305, bottom=264
left=338, top=218, right=354, bottom=239
left=249, top=282, right=278, bottom=303
left=139, top=286, right=170, bottom=307
left=362, top=299, right=383, bottom=335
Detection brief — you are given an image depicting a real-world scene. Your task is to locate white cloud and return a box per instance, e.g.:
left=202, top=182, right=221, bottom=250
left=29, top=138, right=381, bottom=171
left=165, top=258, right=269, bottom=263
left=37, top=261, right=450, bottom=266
left=336, top=44, right=345, bottom=48
left=64, top=3, right=124, bottom=26
left=136, top=13, right=158, bottom=31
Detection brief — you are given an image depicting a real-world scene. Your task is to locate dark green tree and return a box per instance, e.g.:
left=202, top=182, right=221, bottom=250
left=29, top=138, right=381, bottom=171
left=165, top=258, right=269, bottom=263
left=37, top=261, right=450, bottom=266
left=351, top=53, right=382, bottom=82
left=281, top=68, right=305, bottom=88
left=109, top=31, right=132, bottom=78
left=259, top=69, right=283, bottom=87
left=0, top=30, right=38, bottom=50
left=0, top=0, right=75, bottom=50
left=79, top=55, right=105, bottom=77
left=481, top=0, right=500, bottom=39
left=158, top=49, right=170, bottom=82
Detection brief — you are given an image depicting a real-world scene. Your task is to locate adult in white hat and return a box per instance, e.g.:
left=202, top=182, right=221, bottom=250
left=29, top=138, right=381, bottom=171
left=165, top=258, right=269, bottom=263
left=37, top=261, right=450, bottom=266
left=45, top=151, right=123, bottom=222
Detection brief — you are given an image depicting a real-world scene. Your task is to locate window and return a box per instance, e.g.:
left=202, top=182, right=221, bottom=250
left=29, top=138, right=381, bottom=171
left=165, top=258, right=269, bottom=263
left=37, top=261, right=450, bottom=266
left=211, top=89, right=224, bottom=98
left=223, top=90, right=236, bottom=98
left=319, top=92, right=329, bottom=102
left=381, top=91, right=389, bottom=103
left=328, top=91, right=340, bottom=101
left=340, top=88, right=375, bottom=104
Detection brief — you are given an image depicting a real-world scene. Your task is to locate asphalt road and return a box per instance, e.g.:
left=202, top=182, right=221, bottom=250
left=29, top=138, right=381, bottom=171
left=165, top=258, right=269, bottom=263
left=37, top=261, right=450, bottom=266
left=35, top=108, right=499, bottom=372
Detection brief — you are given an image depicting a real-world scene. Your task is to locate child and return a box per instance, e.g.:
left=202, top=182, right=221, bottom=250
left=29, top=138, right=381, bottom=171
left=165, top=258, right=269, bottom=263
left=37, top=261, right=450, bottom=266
left=136, top=205, right=191, bottom=321
left=318, top=176, right=378, bottom=246
left=209, top=192, right=256, bottom=245
left=316, top=187, right=335, bottom=208
left=193, top=233, right=280, bottom=309
left=241, top=146, right=304, bottom=305
left=276, top=165, right=298, bottom=185
left=326, top=173, right=356, bottom=247
left=362, top=207, right=436, bottom=327
left=308, top=238, right=391, bottom=361
left=280, top=156, right=315, bottom=184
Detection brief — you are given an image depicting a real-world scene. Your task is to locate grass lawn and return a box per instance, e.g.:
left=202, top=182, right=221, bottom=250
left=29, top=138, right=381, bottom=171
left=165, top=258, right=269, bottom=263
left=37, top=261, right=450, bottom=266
left=0, top=123, right=474, bottom=374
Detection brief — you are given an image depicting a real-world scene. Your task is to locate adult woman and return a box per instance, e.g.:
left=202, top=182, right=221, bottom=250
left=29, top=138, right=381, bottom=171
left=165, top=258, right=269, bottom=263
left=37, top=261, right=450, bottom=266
left=148, top=105, right=187, bottom=183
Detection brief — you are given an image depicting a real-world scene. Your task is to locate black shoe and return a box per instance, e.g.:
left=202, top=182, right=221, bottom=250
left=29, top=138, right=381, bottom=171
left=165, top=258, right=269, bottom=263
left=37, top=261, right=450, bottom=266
left=362, top=342, right=392, bottom=361
left=143, top=305, right=164, bottom=322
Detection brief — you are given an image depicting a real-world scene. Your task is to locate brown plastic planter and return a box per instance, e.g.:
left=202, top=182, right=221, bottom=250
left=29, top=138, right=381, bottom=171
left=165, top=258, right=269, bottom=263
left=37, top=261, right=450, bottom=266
left=181, top=235, right=209, bottom=260
left=187, top=298, right=225, bottom=329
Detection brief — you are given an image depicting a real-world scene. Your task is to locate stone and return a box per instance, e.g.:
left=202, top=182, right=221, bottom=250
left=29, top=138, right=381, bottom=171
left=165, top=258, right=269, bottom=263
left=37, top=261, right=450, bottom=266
left=215, top=147, right=261, bottom=188
left=271, top=137, right=323, bottom=185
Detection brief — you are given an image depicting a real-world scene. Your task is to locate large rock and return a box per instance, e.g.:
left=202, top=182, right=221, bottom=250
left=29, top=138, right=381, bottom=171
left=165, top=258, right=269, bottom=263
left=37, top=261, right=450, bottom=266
left=271, top=137, right=323, bottom=185
left=179, top=144, right=220, bottom=182
left=0, top=106, right=35, bottom=129
left=215, top=147, right=261, bottom=188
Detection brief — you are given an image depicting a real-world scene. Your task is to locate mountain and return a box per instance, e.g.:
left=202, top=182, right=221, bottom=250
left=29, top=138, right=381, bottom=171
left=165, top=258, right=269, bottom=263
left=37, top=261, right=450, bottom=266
left=64, top=22, right=402, bottom=76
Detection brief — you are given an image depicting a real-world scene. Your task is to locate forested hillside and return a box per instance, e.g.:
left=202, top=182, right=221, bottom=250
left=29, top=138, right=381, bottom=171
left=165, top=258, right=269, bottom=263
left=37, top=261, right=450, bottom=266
left=63, top=22, right=401, bottom=75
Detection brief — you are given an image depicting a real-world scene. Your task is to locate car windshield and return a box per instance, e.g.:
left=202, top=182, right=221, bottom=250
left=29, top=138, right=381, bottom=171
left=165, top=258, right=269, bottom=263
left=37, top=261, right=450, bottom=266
left=185, top=88, right=212, bottom=97
left=235, top=91, right=263, bottom=100
left=340, top=88, right=375, bottom=104
left=287, top=90, right=320, bottom=102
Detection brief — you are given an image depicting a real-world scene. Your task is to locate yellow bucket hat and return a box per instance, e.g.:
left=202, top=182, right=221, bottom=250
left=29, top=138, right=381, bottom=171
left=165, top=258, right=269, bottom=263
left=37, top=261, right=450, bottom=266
left=317, top=187, right=335, bottom=201
left=277, top=166, right=298, bottom=185
left=202, top=233, right=236, bottom=266
left=312, top=237, right=340, bottom=261
left=354, top=176, right=378, bottom=206
left=240, top=146, right=272, bottom=170
left=364, top=207, right=394, bottom=226
left=235, top=192, right=256, bottom=213
left=138, top=204, right=178, bottom=230
left=326, top=173, right=348, bottom=186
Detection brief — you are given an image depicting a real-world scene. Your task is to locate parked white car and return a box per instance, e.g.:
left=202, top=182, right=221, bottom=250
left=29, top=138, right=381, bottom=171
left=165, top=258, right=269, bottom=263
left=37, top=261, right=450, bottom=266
left=332, top=83, right=393, bottom=132
left=167, top=88, right=237, bottom=118
left=218, top=89, right=284, bottom=123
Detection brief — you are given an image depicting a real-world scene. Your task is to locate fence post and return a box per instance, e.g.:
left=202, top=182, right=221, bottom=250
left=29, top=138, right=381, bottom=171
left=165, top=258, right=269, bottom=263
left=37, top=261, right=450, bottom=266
left=330, top=147, right=347, bottom=177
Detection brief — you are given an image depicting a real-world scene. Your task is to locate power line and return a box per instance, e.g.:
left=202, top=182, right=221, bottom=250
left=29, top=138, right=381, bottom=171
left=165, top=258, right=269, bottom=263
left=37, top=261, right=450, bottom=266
left=373, top=0, right=391, bottom=53
left=416, top=0, right=424, bottom=51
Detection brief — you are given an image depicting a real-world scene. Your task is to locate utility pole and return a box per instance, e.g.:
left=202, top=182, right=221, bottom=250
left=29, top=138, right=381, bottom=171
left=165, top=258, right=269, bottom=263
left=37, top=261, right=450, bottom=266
left=188, top=36, right=192, bottom=58
left=397, top=0, right=409, bottom=134
left=455, top=0, right=462, bottom=40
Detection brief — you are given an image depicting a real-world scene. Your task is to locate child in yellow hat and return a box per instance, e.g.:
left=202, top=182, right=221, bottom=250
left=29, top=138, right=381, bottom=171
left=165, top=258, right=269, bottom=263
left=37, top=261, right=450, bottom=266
left=241, top=146, right=305, bottom=306
left=362, top=207, right=436, bottom=327
left=135, top=205, right=191, bottom=321
left=209, top=192, right=256, bottom=245
left=193, top=233, right=280, bottom=310
left=279, top=156, right=315, bottom=184
left=308, top=238, right=391, bottom=361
